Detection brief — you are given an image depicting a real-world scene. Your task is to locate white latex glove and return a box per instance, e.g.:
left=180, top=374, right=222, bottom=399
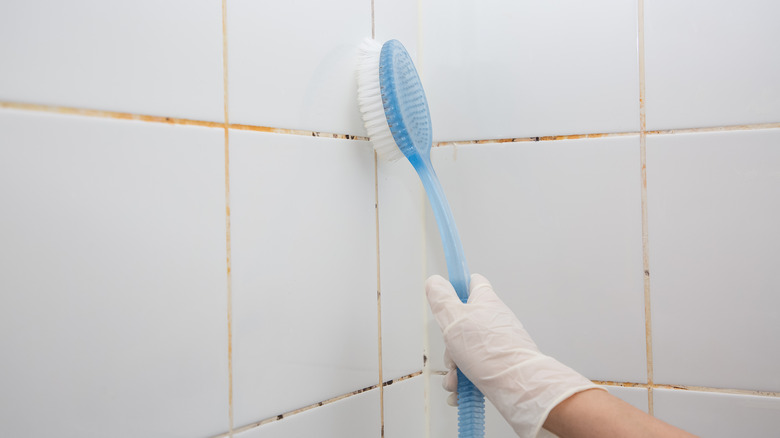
left=426, top=273, right=604, bottom=438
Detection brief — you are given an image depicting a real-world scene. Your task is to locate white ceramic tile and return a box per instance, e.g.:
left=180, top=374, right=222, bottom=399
left=378, top=158, right=426, bottom=379
left=644, top=1, right=780, bottom=130
left=230, top=130, right=379, bottom=427
left=421, top=0, right=639, bottom=141
left=0, top=109, right=229, bottom=437
left=0, top=1, right=224, bottom=122
left=374, top=0, right=419, bottom=62
left=425, top=138, right=647, bottom=383
left=647, top=130, right=780, bottom=391
left=227, top=1, right=369, bottom=134
left=602, top=386, right=649, bottom=413
left=383, top=376, right=426, bottom=438
left=237, top=388, right=381, bottom=438
left=654, top=389, right=780, bottom=437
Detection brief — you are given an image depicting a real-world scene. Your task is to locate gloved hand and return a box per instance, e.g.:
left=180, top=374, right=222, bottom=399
left=426, top=273, right=604, bottom=438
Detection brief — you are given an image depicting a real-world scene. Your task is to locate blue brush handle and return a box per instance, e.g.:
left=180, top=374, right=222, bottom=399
left=408, top=153, right=485, bottom=438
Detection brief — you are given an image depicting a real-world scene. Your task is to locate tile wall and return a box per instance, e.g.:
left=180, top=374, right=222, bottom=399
left=0, top=1, right=777, bottom=438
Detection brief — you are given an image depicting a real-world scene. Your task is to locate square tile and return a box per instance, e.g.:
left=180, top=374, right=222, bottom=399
left=647, top=129, right=780, bottom=391
left=227, top=1, right=370, bottom=134
left=0, top=109, right=229, bottom=437
left=654, top=389, right=780, bottom=437
left=644, top=1, right=780, bottom=130
left=383, top=376, right=426, bottom=438
left=421, top=0, right=639, bottom=141
left=425, top=138, right=647, bottom=383
left=236, top=389, right=380, bottom=438
left=378, top=158, right=426, bottom=379
left=229, top=130, right=379, bottom=427
left=0, top=0, right=224, bottom=121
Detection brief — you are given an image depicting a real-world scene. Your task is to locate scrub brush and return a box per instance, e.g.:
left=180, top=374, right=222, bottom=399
left=356, top=38, right=486, bottom=438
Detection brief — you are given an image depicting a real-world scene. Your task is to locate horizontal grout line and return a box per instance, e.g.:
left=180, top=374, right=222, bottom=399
left=229, top=123, right=368, bottom=141
left=0, top=101, right=368, bottom=141
left=434, top=131, right=638, bottom=147
left=4, top=101, right=779, bottom=146
left=593, top=380, right=780, bottom=398
left=212, top=371, right=423, bottom=438
left=431, top=374, right=780, bottom=398
left=0, top=101, right=225, bottom=129
left=647, top=122, right=780, bottom=136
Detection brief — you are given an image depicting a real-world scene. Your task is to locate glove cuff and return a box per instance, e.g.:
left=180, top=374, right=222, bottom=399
left=481, top=354, right=605, bottom=438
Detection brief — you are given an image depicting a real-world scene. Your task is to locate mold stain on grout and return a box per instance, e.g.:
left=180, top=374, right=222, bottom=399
left=215, top=371, right=424, bottom=438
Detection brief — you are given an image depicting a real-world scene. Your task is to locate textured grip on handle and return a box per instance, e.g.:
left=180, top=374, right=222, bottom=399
left=458, top=369, right=486, bottom=437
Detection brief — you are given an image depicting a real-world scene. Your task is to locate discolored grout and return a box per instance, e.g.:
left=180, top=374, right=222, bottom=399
left=433, top=131, right=639, bottom=148
left=637, top=0, right=654, bottom=416
left=221, top=0, right=234, bottom=435
left=211, top=371, right=424, bottom=438
left=374, top=151, right=386, bottom=438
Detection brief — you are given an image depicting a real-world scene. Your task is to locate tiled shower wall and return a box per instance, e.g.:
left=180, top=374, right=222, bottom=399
left=0, top=2, right=777, bottom=438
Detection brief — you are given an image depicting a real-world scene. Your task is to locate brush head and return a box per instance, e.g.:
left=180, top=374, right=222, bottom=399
left=356, top=38, right=432, bottom=162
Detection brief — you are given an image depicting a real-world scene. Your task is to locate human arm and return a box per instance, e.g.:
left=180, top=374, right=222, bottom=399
left=426, top=273, right=696, bottom=438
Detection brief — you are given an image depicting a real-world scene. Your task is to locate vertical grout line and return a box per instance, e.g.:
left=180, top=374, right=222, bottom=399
left=417, top=2, right=431, bottom=436
left=221, top=0, right=234, bottom=435
left=374, top=152, right=385, bottom=438
left=637, top=0, right=654, bottom=416
left=371, top=0, right=375, bottom=39
left=371, top=4, right=383, bottom=437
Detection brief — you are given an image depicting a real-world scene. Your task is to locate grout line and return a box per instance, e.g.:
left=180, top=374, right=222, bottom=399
left=214, top=371, right=425, bottom=438
left=0, top=101, right=368, bottom=141
left=433, top=131, right=639, bottom=147
left=592, top=381, right=780, bottom=398
left=221, top=0, right=234, bottom=435
left=374, top=152, right=386, bottom=438
left=647, top=122, right=780, bottom=135
left=370, top=2, right=381, bottom=436
left=3, top=101, right=779, bottom=144
left=637, top=0, right=654, bottom=417
left=0, top=101, right=225, bottom=128
left=229, top=123, right=369, bottom=140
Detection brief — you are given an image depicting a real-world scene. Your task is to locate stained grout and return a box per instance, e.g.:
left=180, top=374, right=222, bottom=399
left=3, top=101, right=778, bottom=147
left=637, top=0, right=654, bottom=416
left=221, top=0, right=234, bottom=436
left=374, top=152, right=386, bottom=438
left=212, top=371, right=424, bottom=438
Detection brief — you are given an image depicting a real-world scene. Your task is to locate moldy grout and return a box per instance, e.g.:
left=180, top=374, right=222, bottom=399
left=212, top=371, right=424, bottom=438
left=3, top=102, right=778, bottom=147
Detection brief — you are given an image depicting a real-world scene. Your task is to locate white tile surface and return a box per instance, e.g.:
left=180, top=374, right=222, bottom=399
left=237, top=389, right=381, bottom=438
left=421, top=0, right=639, bottom=141
left=644, top=1, right=780, bottom=130
left=378, top=158, right=426, bottom=379
left=647, top=130, right=780, bottom=391
left=374, top=0, right=419, bottom=63
left=425, top=138, right=647, bottom=383
left=0, top=109, right=229, bottom=437
left=602, top=386, right=649, bottom=413
left=229, top=130, right=379, bottom=427
left=654, top=389, right=780, bottom=437
left=227, top=0, right=369, bottom=134
left=383, top=376, right=426, bottom=438
left=0, top=0, right=224, bottom=122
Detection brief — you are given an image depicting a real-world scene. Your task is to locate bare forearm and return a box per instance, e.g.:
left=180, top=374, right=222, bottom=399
left=543, top=389, right=697, bottom=438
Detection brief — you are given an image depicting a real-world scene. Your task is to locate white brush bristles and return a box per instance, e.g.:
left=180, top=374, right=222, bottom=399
left=356, top=38, right=404, bottom=162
